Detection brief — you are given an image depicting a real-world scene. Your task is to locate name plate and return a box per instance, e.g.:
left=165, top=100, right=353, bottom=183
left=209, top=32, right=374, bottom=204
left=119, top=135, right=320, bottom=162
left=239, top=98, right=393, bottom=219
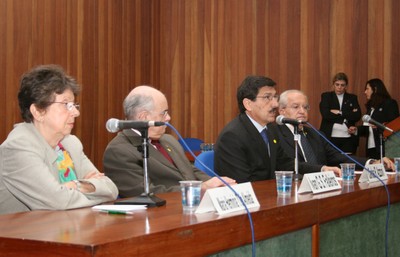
left=358, top=163, right=388, bottom=183
left=298, top=171, right=341, bottom=194
left=195, top=182, right=260, bottom=215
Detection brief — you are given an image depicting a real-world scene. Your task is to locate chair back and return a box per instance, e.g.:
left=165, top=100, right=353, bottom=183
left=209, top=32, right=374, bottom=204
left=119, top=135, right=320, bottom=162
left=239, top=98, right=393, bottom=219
left=194, top=150, right=215, bottom=176
left=178, top=137, right=204, bottom=152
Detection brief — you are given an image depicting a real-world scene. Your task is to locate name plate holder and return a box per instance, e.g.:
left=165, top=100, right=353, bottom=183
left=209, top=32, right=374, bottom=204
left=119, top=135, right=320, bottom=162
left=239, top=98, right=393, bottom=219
left=195, top=182, right=260, bottom=215
left=298, top=171, right=341, bottom=194
left=358, top=163, right=388, bottom=183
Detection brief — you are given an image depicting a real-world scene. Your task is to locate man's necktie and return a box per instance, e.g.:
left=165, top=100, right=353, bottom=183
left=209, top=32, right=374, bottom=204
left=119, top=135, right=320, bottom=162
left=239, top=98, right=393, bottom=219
left=300, top=132, right=318, bottom=164
left=152, top=140, right=175, bottom=165
left=261, top=128, right=270, bottom=156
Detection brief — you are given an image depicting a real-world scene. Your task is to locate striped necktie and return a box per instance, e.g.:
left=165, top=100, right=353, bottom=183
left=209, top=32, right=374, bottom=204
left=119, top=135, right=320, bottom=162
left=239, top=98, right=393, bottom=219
left=300, top=131, right=318, bottom=164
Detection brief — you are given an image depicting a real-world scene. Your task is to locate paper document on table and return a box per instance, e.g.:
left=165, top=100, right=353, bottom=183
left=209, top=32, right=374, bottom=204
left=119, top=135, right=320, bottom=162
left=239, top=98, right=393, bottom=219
left=92, top=205, right=147, bottom=212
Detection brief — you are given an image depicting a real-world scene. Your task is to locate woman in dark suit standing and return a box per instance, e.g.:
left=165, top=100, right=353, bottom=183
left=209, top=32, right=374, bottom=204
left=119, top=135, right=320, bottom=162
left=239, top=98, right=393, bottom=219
left=349, top=78, right=399, bottom=159
left=319, top=72, right=362, bottom=154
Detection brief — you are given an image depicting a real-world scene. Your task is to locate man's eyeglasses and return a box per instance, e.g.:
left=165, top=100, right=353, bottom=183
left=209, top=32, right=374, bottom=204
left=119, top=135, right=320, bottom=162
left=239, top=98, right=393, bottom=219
left=151, top=110, right=169, bottom=119
left=51, top=102, right=80, bottom=111
left=256, top=94, right=279, bottom=102
left=160, top=110, right=169, bottom=119
left=285, top=105, right=310, bottom=112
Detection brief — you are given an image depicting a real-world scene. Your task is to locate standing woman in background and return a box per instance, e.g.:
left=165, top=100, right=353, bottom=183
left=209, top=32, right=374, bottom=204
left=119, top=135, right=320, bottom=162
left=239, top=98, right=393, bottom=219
left=348, top=78, right=399, bottom=159
left=319, top=72, right=362, bottom=155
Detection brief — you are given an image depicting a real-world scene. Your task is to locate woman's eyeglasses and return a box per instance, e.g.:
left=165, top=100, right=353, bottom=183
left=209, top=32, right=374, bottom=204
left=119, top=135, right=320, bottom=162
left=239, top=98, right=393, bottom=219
left=50, top=102, right=80, bottom=111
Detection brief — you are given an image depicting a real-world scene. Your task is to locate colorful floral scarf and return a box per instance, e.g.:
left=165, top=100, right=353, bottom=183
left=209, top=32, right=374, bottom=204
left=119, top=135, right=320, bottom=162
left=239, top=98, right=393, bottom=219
left=56, top=143, right=77, bottom=183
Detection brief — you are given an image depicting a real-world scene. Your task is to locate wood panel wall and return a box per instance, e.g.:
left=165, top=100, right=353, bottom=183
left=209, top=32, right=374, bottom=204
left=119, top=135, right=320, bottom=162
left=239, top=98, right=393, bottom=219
left=1, top=0, right=399, bottom=169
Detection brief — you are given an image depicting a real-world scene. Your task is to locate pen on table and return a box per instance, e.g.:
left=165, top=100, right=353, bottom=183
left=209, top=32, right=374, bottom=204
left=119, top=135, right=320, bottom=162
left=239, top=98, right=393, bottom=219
left=99, top=210, right=134, bottom=215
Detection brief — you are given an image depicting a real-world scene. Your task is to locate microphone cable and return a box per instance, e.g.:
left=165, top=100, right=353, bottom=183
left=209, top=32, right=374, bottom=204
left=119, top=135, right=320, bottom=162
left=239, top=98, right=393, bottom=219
left=165, top=122, right=256, bottom=257
left=304, top=121, right=391, bottom=257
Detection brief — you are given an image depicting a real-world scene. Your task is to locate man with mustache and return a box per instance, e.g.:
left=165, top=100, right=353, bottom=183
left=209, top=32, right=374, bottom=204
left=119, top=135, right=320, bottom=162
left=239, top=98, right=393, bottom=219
left=214, top=76, right=335, bottom=183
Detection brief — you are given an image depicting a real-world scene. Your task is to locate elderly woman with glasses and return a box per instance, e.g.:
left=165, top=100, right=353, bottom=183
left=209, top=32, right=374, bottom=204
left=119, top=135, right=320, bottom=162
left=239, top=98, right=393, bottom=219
left=0, top=65, right=118, bottom=214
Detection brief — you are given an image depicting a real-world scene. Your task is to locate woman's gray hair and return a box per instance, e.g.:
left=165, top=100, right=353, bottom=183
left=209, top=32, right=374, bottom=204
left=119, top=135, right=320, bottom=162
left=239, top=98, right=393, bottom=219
left=123, top=93, right=155, bottom=119
left=279, top=89, right=308, bottom=108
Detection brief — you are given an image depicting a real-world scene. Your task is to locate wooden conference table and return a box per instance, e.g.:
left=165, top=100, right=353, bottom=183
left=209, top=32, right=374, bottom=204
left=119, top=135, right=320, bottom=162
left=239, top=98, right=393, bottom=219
left=0, top=175, right=400, bottom=257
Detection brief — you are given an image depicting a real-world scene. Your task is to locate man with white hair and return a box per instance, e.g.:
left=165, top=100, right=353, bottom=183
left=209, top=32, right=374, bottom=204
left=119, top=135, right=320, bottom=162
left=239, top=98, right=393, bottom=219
left=103, top=85, right=235, bottom=198
left=274, top=89, right=394, bottom=171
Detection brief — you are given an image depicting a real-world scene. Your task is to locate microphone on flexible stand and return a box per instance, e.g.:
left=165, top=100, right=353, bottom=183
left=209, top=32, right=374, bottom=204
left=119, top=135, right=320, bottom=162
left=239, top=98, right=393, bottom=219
left=276, top=115, right=306, bottom=126
left=362, top=115, right=393, bottom=133
left=106, top=118, right=166, bottom=133
left=362, top=115, right=393, bottom=163
left=106, top=118, right=166, bottom=207
left=276, top=115, right=302, bottom=181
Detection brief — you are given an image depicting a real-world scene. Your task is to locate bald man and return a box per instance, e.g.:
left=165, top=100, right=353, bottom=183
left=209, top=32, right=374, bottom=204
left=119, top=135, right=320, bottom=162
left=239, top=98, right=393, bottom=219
left=103, top=86, right=235, bottom=198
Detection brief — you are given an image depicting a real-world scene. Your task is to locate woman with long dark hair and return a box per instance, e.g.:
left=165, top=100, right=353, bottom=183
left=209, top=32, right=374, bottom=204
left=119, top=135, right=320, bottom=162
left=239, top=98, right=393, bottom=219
left=349, top=78, right=399, bottom=159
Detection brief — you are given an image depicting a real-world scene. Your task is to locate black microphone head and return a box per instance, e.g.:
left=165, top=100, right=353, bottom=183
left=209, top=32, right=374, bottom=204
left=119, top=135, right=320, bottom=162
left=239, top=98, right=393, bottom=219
left=362, top=115, right=371, bottom=123
left=276, top=115, right=285, bottom=125
left=149, top=121, right=166, bottom=127
left=106, top=118, right=120, bottom=133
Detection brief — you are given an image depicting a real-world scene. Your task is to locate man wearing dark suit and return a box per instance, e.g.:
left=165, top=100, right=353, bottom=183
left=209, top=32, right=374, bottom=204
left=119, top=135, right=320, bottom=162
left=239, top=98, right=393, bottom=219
left=319, top=73, right=361, bottom=154
left=277, top=89, right=394, bottom=170
left=214, top=76, right=341, bottom=183
left=103, top=86, right=235, bottom=198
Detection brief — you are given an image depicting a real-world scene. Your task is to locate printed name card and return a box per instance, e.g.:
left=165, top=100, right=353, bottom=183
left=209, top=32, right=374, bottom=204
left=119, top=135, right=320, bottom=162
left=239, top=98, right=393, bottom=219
left=358, top=163, right=388, bottom=183
left=297, top=171, right=341, bottom=194
left=195, top=182, right=260, bottom=215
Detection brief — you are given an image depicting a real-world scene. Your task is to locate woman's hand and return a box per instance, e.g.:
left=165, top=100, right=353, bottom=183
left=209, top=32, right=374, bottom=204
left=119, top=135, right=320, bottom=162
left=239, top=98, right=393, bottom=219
left=348, top=126, right=357, bottom=135
left=83, top=170, right=105, bottom=179
left=63, top=171, right=103, bottom=193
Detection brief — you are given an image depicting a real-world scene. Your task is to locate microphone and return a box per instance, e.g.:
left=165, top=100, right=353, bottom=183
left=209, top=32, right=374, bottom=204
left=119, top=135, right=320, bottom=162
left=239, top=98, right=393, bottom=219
left=276, top=115, right=305, bottom=126
left=362, top=115, right=393, bottom=133
left=106, top=118, right=165, bottom=133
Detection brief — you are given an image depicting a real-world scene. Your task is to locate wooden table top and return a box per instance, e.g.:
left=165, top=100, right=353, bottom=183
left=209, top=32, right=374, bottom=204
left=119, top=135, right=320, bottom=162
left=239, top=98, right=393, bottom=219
left=1, top=174, right=399, bottom=256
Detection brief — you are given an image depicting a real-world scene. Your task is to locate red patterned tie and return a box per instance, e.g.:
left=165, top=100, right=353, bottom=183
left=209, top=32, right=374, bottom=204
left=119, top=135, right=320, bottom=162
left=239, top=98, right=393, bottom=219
left=152, top=140, right=175, bottom=165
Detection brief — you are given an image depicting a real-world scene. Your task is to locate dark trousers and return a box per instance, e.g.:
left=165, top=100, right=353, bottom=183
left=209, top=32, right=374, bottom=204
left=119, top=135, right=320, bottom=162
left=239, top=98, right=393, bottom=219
left=366, top=147, right=383, bottom=160
left=330, top=136, right=359, bottom=155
